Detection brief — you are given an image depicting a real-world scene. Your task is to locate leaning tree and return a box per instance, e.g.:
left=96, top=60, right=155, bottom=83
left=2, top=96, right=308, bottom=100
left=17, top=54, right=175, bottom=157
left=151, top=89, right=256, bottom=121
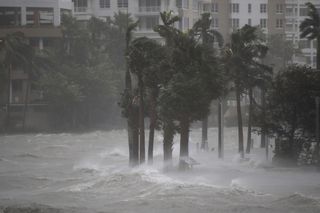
left=191, top=12, right=224, bottom=151
left=159, top=30, right=224, bottom=169
left=223, top=25, right=269, bottom=158
left=128, top=37, right=167, bottom=165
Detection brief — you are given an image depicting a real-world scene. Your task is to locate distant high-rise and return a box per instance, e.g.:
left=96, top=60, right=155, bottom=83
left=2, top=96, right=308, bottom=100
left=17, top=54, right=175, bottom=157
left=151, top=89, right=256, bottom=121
left=199, top=0, right=319, bottom=68
left=73, top=0, right=200, bottom=40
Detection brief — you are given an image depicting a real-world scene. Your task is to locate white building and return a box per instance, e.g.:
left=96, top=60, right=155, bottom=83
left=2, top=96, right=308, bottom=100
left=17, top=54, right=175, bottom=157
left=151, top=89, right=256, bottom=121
left=73, top=0, right=199, bottom=39
left=285, top=0, right=320, bottom=68
left=0, top=0, right=73, bottom=48
left=230, top=0, right=268, bottom=31
left=0, top=0, right=73, bottom=130
left=0, top=0, right=73, bottom=27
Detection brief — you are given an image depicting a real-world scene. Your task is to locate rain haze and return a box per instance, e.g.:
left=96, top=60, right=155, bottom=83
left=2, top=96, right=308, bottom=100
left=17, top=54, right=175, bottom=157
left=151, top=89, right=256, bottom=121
left=0, top=0, right=320, bottom=213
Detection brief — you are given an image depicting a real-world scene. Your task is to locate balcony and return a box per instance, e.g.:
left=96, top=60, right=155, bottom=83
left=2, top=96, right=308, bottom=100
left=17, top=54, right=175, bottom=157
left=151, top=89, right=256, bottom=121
left=74, top=7, right=90, bottom=13
left=139, top=6, right=161, bottom=13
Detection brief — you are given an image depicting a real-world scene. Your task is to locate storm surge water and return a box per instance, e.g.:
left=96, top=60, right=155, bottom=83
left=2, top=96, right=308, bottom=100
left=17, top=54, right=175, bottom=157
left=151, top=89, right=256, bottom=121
left=0, top=129, right=320, bottom=213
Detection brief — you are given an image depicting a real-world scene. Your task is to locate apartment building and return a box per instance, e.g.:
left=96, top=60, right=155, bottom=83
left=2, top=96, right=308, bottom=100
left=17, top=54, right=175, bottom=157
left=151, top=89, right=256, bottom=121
left=199, top=0, right=319, bottom=68
left=284, top=0, right=320, bottom=67
left=0, top=0, right=73, bottom=130
left=73, top=0, right=200, bottom=39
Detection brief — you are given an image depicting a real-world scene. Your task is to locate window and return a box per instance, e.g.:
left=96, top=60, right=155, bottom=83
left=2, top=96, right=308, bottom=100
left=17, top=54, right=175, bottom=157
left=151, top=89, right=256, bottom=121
left=139, top=16, right=159, bottom=30
left=139, top=0, right=161, bottom=12
left=231, top=3, right=239, bottom=13
left=299, top=40, right=311, bottom=49
left=184, top=0, right=189, bottom=9
left=248, top=18, right=251, bottom=26
left=0, top=7, right=21, bottom=26
left=177, top=0, right=182, bottom=8
left=286, top=7, right=294, bottom=16
left=193, top=0, right=198, bottom=10
left=260, top=18, right=267, bottom=28
left=75, top=0, right=87, bottom=8
left=231, top=18, right=239, bottom=28
left=300, top=8, right=308, bottom=16
left=248, top=4, right=251, bottom=13
left=100, top=0, right=110, bottom=8
left=212, top=18, right=219, bottom=28
left=74, top=0, right=88, bottom=12
left=276, top=4, right=283, bottom=14
left=276, top=19, right=283, bottom=28
left=260, top=4, right=267, bottom=13
left=203, top=3, right=218, bottom=12
left=26, top=7, right=54, bottom=26
left=176, top=0, right=189, bottom=9
left=118, top=0, right=128, bottom=8
left=203, top=3, right=211, bottom=12
left=212, top=3, right=218, bottom=13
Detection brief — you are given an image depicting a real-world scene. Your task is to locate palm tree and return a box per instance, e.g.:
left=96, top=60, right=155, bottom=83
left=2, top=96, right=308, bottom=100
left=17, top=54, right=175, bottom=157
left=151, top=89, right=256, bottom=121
left=245, top=65, right=272, bottom=153
left=125, top=21, right=139, bottom=166
left=116, top=12, right=139, bottom=166
left=128, top=37, right=166, bottom=165
left=300, top=2, right=320, bottom=70
left=154, top=11, right=180, bottom=167
left=300, top=3, right=320, bottom=162
left=191, top=13, right=224, bottom=151
left=154, top=11, right=180, bottom=46
left=224, top=25, right=268, bottom=158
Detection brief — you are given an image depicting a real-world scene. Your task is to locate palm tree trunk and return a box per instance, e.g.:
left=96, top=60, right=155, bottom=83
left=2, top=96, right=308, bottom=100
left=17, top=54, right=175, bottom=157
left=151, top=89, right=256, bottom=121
left=22, top=77, right=30, bottom=131
left=163, top=119, right=174, bottom=169
left=261, top=87, right=266, bottom=148
left=131, top=104, right=139, bottom=166
left=316, top=97, right=320, bottom=167
left=179, top=117, right=190, bottom=170
left=236, top=85, right=244, bottom=159
left=5, top=65, right=12, bottom=132
left=201, top=116, right=208, bottom=151
left=125, top=63, right=136, bottom=166
left=148, top=89, right=157, bottom=165
left=218, top=100, right=224, bottom=159
left=317, top=37, right=320, bottom=70
left=246, top=88, right=253, bottom=154
left=138, top=75, right=145, bottom=164
left=180, top=117, right=190, bottom=157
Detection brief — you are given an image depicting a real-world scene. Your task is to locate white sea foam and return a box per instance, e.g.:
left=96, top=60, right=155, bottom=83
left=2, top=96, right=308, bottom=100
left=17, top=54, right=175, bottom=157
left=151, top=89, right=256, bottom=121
left=0, top=128, right=319, bottom=213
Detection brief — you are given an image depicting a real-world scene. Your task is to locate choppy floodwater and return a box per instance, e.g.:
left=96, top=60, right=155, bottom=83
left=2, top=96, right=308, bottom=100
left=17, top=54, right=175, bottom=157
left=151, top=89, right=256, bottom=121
left=0, top=128, right=320, bottom=213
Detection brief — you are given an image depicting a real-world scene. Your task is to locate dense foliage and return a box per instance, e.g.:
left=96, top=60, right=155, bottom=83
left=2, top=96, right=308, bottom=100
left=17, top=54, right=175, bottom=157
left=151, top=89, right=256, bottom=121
left=255, top=66, right=320, bottom=164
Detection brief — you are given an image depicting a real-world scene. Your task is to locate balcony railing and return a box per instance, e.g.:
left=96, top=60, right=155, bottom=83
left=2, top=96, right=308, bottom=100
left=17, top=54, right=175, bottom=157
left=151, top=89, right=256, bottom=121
left=74, top=7, right=89, bottom=13
left=139, top=6, right=161, bottom=13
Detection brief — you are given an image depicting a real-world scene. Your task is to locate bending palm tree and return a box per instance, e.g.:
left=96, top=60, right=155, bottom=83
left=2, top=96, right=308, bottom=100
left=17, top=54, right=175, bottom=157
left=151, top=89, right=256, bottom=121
left=224, top=25, right=268, bottom=158
left=300, top=2, right=320, bottom=166
left=154, top=11, right=180, bottom=166
left=192, top=13, right=223, bottom=151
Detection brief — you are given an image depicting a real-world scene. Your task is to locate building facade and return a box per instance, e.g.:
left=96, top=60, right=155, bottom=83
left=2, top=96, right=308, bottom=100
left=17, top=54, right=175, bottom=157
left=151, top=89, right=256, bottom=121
left=0, top=0, right=73, bottom=130
left=199, top=0, right=319, bottom=68
left=284, top=0, right=319, bottom=67
left=73, top=0, right=200, bottom=39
